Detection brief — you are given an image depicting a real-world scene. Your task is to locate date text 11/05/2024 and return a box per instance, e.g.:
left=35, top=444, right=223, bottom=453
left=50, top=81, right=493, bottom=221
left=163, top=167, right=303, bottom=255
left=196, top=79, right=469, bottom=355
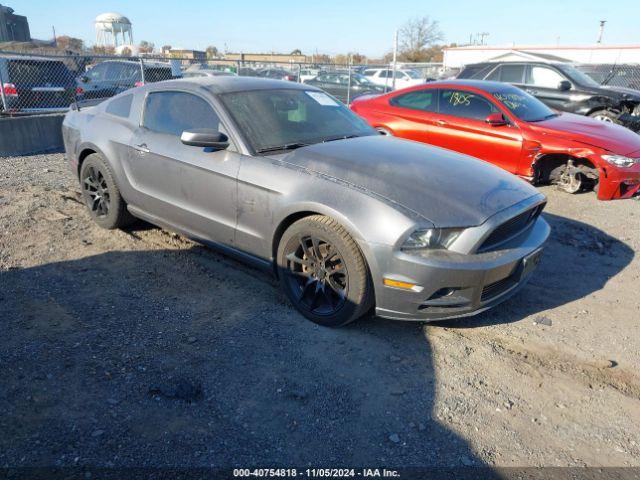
left=233, top=468, right=401, bottom=478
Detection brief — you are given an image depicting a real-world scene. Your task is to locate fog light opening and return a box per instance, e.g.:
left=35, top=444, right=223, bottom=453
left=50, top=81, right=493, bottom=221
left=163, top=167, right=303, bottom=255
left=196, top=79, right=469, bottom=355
left=428, top=287, right=458, bottom=300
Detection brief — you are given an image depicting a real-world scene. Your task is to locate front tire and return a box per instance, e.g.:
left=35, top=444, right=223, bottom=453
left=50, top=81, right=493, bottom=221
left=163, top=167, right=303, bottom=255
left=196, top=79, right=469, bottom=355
left=79, top=153, right=135, bottom=229
left=277, top=215, right=374, bottom=327
left=589, top=109, right=618, bottom=123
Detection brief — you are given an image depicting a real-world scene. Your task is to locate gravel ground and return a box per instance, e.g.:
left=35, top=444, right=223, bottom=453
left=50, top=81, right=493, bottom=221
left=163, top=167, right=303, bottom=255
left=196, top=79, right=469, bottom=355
left=1, top=152, right=639, bottom=469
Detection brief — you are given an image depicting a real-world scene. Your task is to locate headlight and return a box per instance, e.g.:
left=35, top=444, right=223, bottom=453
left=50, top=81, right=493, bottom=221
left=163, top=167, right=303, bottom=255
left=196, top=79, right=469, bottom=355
left=601, top=154, right=639, bottom=168
left=402, top=228, right=464, bottom=251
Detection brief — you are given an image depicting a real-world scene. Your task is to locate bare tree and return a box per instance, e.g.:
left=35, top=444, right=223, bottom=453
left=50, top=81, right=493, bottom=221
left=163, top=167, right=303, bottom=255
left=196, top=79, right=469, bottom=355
left=138, top=40, right=155, bottom=54
left=398, top=16, right=443, bottom=62
left=206, top=45, right=219, bottom=59
left=55, top=35, right=84, bottom=52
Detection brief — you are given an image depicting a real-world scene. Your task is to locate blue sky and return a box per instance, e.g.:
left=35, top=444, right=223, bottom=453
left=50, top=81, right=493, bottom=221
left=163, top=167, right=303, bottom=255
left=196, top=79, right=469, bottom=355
left=14, top=0, right=640, bottom=57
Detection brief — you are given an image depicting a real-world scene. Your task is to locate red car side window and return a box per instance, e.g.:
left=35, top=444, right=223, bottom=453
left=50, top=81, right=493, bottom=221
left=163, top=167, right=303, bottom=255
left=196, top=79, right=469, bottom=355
left=438, top=89, right=499, bottom=121
left=389, top=90, right=437, bottom=112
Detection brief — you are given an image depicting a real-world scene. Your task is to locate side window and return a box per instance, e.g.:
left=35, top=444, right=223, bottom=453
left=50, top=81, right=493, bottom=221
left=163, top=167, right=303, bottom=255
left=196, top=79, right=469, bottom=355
left=526, top=66, right=565, bottom=88
left=499, top=64, right=525, bottom=83
left=87, top=63, right=108, bottom=81
left=143, top=91, right=225, bottom=137
left=485, top=66, right=501, bottom=81
left=363, top=70, right=375, bottom=77
left=106, top=94, right=133, bottom=118
left=390, top=90, right=437, bottom=112
left=105, top=63, right=125, bottom=81
left=439, top=89, right=498, bottom=121
left=119, top=64, right=140, bottom=81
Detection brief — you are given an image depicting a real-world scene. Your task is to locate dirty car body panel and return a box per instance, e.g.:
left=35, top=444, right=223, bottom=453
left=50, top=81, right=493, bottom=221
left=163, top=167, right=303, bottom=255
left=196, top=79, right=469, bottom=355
left=63, top=76, right=549, bottom=322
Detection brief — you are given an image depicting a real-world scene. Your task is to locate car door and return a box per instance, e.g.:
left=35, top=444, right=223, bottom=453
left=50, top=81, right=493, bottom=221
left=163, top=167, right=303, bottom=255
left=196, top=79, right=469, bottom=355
left=125, top=90, right=241, bottom=245
left=384, top=88, right=439, bottom=142
left=429, top=88, right=524, bottom=173
left=523, top=64, right=572, bottom=111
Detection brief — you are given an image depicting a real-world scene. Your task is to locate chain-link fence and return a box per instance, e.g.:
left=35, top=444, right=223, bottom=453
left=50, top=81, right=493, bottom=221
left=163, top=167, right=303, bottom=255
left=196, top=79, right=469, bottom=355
left=575, top=63, right=640, bottom=90
left=0, top=50, right=447, bottom=115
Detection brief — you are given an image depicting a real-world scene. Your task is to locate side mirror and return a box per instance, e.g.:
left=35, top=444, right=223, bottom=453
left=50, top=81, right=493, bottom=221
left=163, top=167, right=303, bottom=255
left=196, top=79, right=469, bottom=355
left=485, top=112, right=508, bottom=127
left=181, top=129, right=229, bottom=149
left=558, top=80, right=572, bottom=91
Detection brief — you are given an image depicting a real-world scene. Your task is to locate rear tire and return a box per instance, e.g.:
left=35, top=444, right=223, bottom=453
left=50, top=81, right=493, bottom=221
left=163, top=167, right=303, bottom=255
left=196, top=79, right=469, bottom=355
left=277, top=215, right=374, bottom=327
left=79, top=153, right=135, bottom=229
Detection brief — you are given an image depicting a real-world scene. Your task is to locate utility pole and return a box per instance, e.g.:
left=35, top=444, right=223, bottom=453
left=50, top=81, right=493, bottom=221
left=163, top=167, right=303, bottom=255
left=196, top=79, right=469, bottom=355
left=391, top=29, right=398, bottom=91
left=597, top=20, right=606, bottom=44
left=52, top=26, right=57, bottom=47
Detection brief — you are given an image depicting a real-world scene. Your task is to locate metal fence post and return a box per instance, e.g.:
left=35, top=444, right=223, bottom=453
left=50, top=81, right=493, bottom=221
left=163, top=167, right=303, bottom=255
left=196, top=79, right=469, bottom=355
left=139, top=57, right=146, bottom=84
left=0, top=66, right=7, bottom=113
left=346, top=63, right=352, bottom=105
left=236, top=60, right=241, bottom=75
left=298, top=63, right=302, bottom=83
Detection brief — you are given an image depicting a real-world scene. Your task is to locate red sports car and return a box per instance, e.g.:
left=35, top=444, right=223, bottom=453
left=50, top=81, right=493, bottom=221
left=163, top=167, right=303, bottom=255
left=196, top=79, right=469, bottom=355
left=350, top=80, right=640, bottom=200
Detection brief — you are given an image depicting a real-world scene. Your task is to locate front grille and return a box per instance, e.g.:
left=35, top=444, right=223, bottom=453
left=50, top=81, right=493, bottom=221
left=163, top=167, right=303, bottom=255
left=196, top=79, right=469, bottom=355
left=481, top=274, right=518, bottom=302
left=477, top=204, right=544, bottom=253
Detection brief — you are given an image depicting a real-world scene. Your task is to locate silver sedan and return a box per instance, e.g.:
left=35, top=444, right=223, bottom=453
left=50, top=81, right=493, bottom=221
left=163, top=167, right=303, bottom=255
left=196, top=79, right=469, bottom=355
left=62, top=77, right=549, bottom=327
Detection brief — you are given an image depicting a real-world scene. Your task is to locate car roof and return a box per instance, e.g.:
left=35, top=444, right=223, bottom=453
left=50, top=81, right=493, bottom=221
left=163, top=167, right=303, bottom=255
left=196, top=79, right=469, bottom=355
left=98, top=59, right=171, bottom=68
left=421, top=79, right=520, bottom=93
left=0, top=54, right=67, bottom=62
left=145, top=76, right=319, bottom=94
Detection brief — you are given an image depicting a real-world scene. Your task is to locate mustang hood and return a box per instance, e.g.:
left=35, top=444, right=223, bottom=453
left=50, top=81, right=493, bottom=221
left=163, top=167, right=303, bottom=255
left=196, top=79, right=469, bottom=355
left=531, top=112, right=640, bottom=155
left=282, top=136, right=539, bottom=227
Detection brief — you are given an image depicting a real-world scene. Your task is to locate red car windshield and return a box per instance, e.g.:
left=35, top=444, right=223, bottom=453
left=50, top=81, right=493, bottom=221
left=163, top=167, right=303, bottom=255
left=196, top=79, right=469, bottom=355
left=492, top=88, right=557, bottom=122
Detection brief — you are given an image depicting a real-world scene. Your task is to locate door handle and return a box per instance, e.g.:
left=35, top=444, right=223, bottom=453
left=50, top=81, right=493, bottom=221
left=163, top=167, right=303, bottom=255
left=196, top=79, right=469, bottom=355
left=436, top=119, right=448, bottom=126
left=526, top=89, right=538, bottom=95
left=134, top=143, right=150, bottom=153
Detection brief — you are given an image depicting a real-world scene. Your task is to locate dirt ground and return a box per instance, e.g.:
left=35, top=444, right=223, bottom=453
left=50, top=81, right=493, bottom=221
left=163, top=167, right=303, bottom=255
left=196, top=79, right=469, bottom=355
left=1, top=152, right=639, bottom=469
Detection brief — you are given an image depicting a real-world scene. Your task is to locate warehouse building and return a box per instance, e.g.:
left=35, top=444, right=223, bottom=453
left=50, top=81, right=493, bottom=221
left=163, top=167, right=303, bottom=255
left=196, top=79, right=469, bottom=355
left=443, top=44, right=640, bottom=68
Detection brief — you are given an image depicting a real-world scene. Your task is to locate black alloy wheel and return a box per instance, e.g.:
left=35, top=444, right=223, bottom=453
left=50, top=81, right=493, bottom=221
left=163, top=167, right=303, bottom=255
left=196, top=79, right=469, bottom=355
left=79, top=153, right=135, bottom=229
left=277, top=215, right=374, bottom=327
left=82, top=165, right=111, bottom=217
left=284, top=235, right=348, bottom=316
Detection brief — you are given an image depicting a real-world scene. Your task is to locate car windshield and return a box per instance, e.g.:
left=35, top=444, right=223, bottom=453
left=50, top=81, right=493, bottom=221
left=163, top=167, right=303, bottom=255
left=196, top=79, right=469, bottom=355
left=353, top=74, right=376, bottom=86
left=559, top=64, right=601, bottom=87
left=403, top=70, right=422, bottom=79
left=492, top=87, right=557, bottom=122
left=220, top=88, right=376, bottom=153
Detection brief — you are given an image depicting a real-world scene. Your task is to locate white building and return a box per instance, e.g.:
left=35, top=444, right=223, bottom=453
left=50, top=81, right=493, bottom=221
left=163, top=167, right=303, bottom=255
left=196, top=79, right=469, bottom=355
left=443, top=45, right=640, bottom=68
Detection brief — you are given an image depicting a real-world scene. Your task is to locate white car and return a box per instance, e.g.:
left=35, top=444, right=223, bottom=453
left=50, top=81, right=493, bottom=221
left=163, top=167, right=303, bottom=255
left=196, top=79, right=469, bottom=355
left=299, top=68, right=320, bottom=82
left=362, top=68, right=424, bottom=90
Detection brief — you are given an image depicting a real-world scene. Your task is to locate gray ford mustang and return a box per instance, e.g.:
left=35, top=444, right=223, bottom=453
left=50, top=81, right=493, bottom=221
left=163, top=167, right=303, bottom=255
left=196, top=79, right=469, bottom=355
left=62, top=77, right=550, bottom=327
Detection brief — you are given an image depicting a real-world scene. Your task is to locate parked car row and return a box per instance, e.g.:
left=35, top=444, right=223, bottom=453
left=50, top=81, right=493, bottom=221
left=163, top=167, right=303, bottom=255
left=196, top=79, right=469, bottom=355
left=63, top=76, right=550, bottom=327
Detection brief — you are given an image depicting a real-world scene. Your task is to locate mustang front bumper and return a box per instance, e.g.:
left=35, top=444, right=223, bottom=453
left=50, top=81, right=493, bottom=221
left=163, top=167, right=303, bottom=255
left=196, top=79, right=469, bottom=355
left=373, top=216, right=550, bottom=321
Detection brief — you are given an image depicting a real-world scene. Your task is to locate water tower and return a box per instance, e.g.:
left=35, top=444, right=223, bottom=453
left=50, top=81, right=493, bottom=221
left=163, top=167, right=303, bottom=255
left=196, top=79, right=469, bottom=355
left=95, top=12, right=133, bottom=47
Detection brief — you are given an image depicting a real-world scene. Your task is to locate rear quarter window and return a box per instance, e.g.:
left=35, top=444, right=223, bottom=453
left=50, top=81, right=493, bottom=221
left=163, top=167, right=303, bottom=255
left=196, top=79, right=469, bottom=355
left=390, top=90, right=437, bottom=112
left=106, top=94, right=133, bottom=118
